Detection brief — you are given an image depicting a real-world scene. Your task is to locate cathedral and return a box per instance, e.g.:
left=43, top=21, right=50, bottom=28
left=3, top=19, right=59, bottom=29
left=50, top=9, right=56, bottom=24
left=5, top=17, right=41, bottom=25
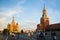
left=37, top=4, right=60, bottom=32
left=7, top=17, right=19, bottom=33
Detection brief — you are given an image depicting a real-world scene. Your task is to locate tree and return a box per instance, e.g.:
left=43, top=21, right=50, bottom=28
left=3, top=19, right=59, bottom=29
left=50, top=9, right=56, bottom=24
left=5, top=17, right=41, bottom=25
left=21, top=29, right=24, bottom=34
left=3, top=29, right=9, bottom=35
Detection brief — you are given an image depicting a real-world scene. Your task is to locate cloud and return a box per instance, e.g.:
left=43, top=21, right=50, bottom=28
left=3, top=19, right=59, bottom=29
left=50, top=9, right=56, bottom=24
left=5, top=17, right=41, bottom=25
left=0, top=6, right=22, bottom=26
left=0, top=0, right=26, bottom=29
left=47, top=8, right=60, bottom=24
left=0, top=0, right=26, bottom=16
left=0, top=14, right=7, bottom=18
left=20, top=22, right=37, bottom=31
left=0, top=0, right=60, bottom=31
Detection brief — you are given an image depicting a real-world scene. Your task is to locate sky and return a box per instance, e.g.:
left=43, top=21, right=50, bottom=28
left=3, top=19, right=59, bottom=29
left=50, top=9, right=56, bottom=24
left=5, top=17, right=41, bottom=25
left=0, top=0, right=60, bottom=30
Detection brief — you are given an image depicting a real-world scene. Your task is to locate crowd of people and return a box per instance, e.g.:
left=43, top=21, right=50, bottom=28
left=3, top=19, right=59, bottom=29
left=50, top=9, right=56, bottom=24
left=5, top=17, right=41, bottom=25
left=5, top=31, right=57, bottom=40
left=37, top=31, right=57, bottom=40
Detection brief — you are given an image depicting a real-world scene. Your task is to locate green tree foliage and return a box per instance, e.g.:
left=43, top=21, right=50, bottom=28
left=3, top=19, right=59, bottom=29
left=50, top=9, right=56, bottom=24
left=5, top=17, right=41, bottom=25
left=3, top=29, right=9, bottom=35
left=21, top=30, right=24, bottom=33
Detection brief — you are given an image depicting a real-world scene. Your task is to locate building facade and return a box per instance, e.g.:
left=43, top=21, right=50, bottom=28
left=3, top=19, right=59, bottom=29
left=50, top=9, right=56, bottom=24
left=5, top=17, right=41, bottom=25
left=7, top=17, right=19, bottom=33
left=37, top=4, right=60, bottom=31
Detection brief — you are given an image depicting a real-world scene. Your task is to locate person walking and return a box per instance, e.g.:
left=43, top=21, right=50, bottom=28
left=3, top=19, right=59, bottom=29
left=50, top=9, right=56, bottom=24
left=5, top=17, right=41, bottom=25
left=51, top=32, right=57, bottom=40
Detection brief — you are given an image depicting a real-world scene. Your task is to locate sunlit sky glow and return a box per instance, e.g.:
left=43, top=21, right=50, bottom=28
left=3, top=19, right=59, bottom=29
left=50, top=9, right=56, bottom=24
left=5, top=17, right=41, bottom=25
left=0, top=0, right=60, bottom=30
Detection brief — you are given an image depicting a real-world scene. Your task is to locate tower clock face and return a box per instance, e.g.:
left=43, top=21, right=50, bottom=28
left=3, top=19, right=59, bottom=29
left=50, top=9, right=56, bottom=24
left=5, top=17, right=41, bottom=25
left=44, top=19, right=48, bottom=23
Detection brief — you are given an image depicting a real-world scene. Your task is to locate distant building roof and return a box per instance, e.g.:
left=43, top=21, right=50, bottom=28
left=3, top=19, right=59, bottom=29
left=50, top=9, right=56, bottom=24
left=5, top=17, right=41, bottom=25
left=46, top=23, right=60, bottom=30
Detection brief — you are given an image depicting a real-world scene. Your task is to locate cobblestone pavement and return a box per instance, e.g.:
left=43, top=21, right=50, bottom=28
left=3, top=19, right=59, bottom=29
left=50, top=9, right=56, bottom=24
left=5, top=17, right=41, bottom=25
left=0, top=31, right=60, bottom=40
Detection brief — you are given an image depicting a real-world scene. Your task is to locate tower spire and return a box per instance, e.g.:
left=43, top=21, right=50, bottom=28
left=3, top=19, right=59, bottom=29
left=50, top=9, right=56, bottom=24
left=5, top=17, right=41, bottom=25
left=40, top=3, right=49, bottom=32
left=11, top=16, right=15, bottom=26
left=42, top=3, right=47, bottom=18
left=44, top=3, right=46, bottom=10
left=13, top=16, right=14, bottom=20
left=43, top=3, right=46, bottom=11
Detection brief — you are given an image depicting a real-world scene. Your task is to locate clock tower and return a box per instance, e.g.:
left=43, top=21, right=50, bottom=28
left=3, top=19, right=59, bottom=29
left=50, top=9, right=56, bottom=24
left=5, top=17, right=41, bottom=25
left=40, top=4, right=49, bottom=31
